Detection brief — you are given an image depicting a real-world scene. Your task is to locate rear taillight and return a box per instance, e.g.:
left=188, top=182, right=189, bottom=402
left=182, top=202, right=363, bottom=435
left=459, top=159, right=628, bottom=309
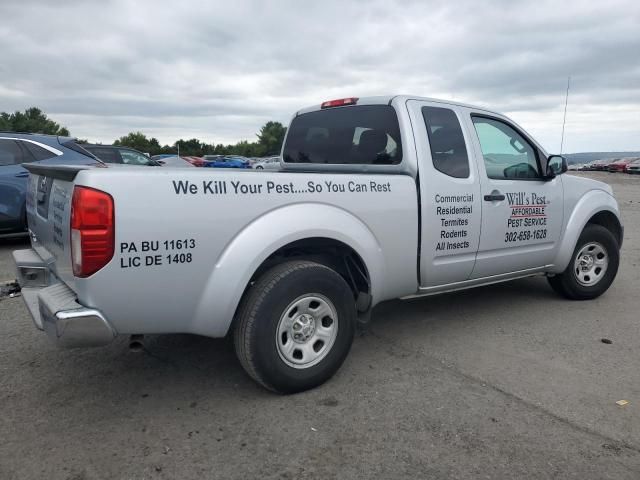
left=70, top=186, right=114, bottom=277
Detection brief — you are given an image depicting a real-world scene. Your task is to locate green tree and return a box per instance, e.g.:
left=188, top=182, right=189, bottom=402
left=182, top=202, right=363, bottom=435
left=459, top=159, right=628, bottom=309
left=229, top=140, right=266, bottom=157
left=256, top=121, right=287, bottom=155
left=0, top=107, right=70, bottom=135
left=114, top=131, right=162, bottom=154
left=108, top=119, right=286, bottom=158
left=174, top=138, right=214, bottom=156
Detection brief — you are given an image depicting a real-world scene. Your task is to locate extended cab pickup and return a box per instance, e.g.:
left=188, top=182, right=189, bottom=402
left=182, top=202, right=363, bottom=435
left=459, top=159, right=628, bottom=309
left=14, top=96, right=623, bottom=393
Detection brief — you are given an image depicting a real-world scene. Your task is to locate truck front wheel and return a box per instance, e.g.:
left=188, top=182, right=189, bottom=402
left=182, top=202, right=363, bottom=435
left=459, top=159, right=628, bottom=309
left=234, top=260, right=356, bottom=393
left=547, top=224, right=619, bottom=300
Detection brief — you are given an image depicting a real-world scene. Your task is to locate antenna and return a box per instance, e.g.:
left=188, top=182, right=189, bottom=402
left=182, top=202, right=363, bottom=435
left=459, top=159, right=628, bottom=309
left=560, top=76, right=570, bottom=154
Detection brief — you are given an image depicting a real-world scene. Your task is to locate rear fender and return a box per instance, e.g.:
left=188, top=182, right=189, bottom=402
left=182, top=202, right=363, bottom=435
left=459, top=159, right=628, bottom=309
left=190, top=203, right=384, bottom=337
left=550, top=190, right=621, bottom=273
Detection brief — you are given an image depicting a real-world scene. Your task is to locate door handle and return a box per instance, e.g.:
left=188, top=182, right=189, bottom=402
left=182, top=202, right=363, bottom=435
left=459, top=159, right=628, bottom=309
left=15, top=172, right=29, bottom=178
left=484, top=193, right=505, bottom=202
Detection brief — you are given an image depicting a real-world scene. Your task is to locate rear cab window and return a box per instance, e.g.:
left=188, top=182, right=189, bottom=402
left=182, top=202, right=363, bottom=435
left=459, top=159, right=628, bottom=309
left=283, top=105, right=402, bottom=165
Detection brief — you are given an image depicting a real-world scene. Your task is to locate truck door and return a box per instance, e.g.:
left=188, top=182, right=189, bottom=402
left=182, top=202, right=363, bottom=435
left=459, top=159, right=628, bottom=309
left=465, top=113, right=564, bottom=278
left=407, top=100, right=482, bottom=287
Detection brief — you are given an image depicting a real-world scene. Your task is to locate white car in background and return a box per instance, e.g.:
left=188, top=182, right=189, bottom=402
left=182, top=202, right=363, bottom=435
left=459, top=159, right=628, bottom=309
left=253, top=156, right=281, bottom=170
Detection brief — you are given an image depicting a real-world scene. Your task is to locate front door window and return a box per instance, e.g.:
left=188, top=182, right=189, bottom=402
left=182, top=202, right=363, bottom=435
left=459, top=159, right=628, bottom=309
left=472, top=117, right=540, bottom=180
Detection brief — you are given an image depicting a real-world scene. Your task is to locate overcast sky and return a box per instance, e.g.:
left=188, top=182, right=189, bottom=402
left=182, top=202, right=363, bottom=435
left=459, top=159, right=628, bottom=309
left=1, top=0, right=639, bottom=153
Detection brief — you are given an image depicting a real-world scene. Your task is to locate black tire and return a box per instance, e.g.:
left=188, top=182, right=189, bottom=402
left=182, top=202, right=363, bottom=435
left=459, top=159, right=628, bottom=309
left=547, top=224, right=619, bottom=300
left=234, top=260, right=356, bottom=394
left=255, top=165, right=264, bottom=169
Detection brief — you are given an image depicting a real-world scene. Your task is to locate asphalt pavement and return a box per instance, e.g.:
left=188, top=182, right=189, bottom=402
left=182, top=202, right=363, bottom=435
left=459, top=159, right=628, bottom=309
left=0, top=172, right=638, bottom=479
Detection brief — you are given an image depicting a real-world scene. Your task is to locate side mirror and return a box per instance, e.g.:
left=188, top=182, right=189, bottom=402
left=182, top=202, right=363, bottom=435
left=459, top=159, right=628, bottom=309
left=545, top=155, right=567, bottom=179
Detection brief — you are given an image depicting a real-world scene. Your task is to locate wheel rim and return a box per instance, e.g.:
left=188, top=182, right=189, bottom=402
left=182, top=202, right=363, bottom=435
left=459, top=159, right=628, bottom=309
left=276, top=294, right=338, bottom=369
left=573, top=242, right=608, bottom=286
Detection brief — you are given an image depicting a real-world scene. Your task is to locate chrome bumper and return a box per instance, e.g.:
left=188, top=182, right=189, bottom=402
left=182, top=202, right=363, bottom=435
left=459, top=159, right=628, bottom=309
left=13, top=248, right=116, bottom=348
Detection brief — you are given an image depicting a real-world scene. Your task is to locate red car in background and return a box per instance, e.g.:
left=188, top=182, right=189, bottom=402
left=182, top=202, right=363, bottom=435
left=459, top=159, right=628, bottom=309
left=182, top=156, right=206, bottom=167
left=608, top=158, right=635, bottom=172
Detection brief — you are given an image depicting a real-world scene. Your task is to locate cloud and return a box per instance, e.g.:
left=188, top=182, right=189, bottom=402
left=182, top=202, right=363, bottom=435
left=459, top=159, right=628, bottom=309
left=0, top=0, right=638, bottom=151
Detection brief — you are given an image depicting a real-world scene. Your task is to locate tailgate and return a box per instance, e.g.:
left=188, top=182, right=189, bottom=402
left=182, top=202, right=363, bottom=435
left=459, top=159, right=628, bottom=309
left=23, top=164, right=92, bottom=287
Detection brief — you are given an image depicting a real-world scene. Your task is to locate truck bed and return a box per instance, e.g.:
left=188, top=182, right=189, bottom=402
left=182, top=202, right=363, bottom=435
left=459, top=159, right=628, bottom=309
left=22, top=164, right=419, bottom=338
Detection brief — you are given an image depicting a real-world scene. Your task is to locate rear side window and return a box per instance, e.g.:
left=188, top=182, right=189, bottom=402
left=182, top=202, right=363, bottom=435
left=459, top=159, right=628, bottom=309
left=22, top=141, right=56, bottom=161
left=422, top=107, right=470, bottom=178
left=283, top=105, right=402, bottom=165
left=61, top=140, right=96, bottom=159
left=0, top=139, right=24, bottom=166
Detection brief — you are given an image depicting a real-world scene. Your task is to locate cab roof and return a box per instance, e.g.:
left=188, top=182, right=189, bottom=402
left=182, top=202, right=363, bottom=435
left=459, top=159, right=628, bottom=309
left=296, top=95, right=498, bottom=116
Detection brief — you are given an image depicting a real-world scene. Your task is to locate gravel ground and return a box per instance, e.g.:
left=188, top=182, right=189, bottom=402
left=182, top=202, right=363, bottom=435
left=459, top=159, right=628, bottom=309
left=0, top=172, right=638, bottom=479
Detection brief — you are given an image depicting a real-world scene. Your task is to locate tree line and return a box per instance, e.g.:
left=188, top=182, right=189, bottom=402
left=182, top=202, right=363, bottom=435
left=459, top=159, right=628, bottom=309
left=1, top=107, right=287, bottom=157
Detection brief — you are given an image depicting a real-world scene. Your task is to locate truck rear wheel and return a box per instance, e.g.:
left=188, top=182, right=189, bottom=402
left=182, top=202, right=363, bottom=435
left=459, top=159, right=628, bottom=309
left=547, top=224, right=619, bottom=300
left=234, top=260, right=356, bottom=394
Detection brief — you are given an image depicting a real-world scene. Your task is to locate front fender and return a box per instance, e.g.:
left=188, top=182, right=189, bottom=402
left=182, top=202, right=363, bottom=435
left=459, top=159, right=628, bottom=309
left=550, top=190, right=621, bottom=273
left=190, top=203, right=385, bottom=337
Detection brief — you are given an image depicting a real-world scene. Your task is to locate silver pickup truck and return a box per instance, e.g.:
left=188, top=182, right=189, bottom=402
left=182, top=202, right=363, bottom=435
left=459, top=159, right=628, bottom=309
left=14, top=95, right=623, bottom=393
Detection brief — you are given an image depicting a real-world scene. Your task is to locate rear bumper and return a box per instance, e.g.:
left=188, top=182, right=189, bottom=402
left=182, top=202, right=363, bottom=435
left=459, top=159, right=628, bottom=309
left=13, top=248, right=116, bottom=348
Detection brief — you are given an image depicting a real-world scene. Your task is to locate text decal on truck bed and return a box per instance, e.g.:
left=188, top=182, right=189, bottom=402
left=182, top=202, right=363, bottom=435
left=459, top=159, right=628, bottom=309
left=119, top=239, right=196, bottom=269
left=171, top=179, right=392, bottom=196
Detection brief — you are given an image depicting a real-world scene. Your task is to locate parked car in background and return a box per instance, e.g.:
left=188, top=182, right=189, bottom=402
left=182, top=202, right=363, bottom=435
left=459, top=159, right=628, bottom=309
left=203, top=155, right=223, bottom=163
left=150, top=154, right=177, bottom=162
left=608, top=158, right=635, bottom=173
left=152, top=154, right=205, bottom=166
left=182, top=156, right=206, bottom=167
left=253, top=156, right=281, bottom=170
left=567, top=163, right=583, bottom=171
left=83, top=144, right=159, bottom=166
left=0, top=133, right=98, bottom=235
left=587, top=159, right=611, bottom=171
left=624, top=158, right=640, bottom=174
left=203, top=155, right=251, bottom=169
left=154, top=156, right=196, bottom=168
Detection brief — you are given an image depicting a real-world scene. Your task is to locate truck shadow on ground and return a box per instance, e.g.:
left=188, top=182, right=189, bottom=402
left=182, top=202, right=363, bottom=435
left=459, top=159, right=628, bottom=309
left=39, top=276, right=559, bottom=401
left=9, top=272, right=565, bottom=418
left=371, top=275, right=558, bottom=330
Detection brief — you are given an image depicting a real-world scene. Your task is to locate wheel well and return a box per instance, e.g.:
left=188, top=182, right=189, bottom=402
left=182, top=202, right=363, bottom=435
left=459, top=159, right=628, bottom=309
left=587, top=211, right=623, bottom=246
left=248, top=237, right=371, bottom=304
